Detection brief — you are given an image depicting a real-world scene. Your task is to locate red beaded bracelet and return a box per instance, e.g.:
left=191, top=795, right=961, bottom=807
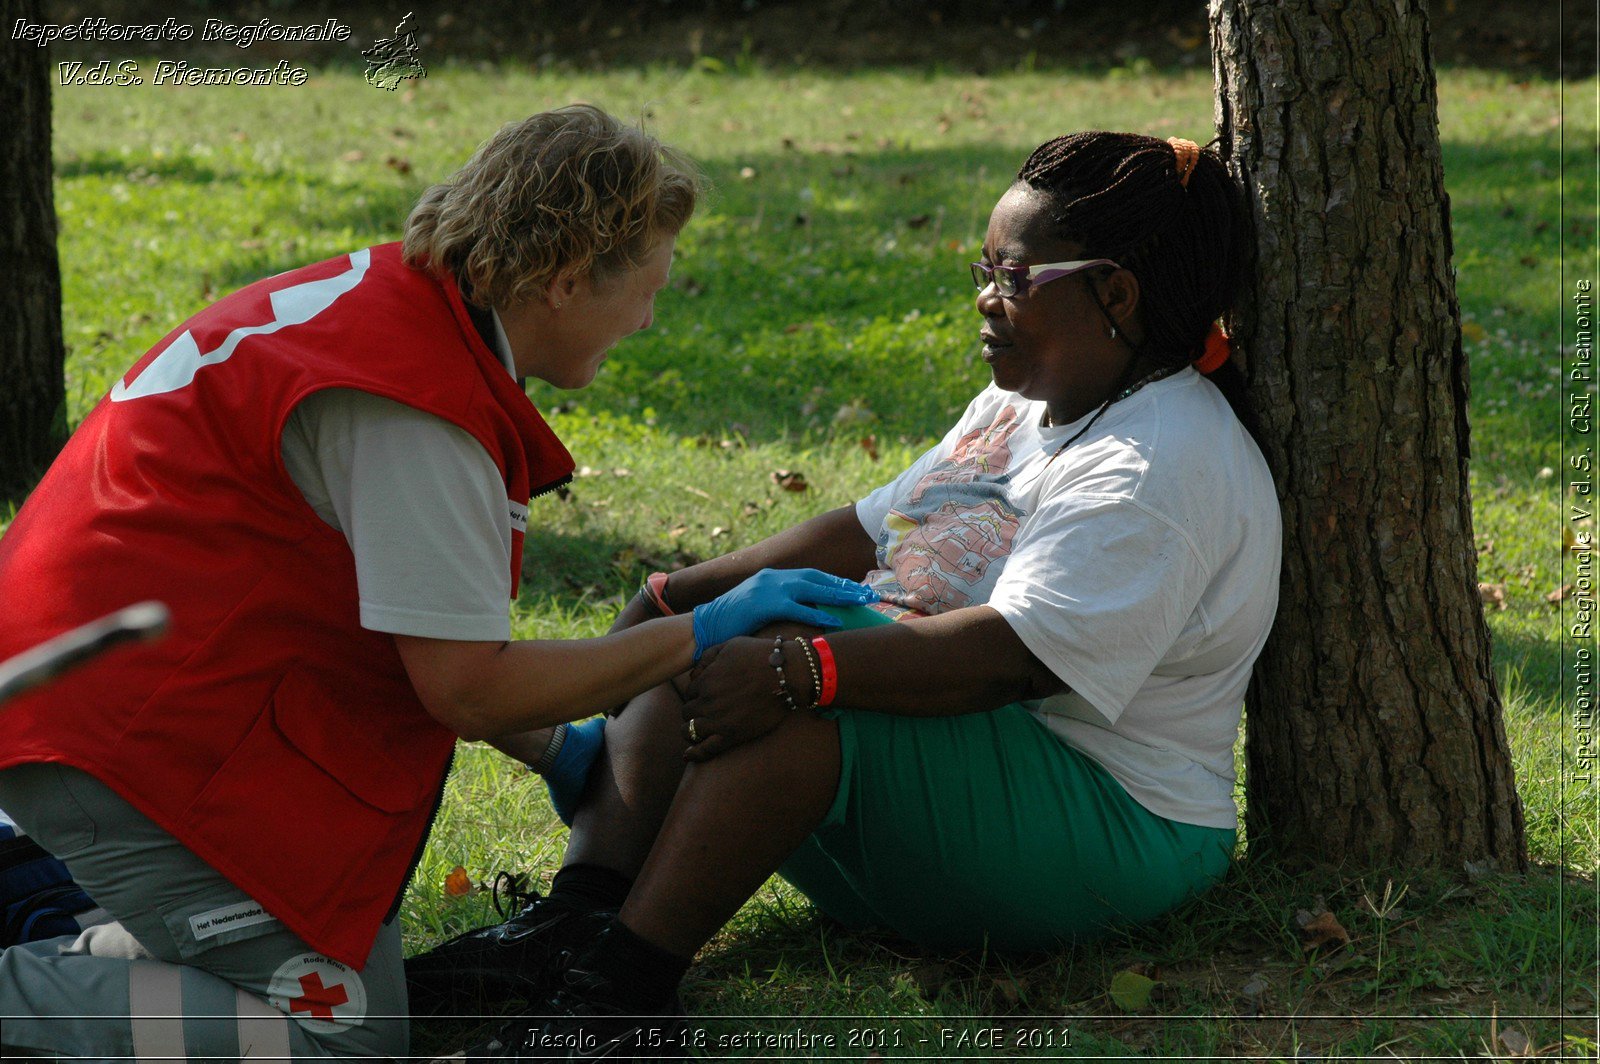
left=810, top=635, right=838, bottom=707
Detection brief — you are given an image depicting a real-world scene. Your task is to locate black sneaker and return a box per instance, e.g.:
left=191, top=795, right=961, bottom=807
left=445, top=930, right=690, bottom=1062
left=406, top=873, right=613, bottom=1017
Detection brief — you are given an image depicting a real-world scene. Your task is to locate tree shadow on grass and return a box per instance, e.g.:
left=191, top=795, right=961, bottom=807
left=1488, top=626, right=1564, bottom=709
left=65, top=109, right=1571, bottom=450
left=516, top=524, right=703, bottom=613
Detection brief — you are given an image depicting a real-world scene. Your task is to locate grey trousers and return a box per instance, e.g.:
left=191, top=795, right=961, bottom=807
left=0, top=763, right=409, bottom=1061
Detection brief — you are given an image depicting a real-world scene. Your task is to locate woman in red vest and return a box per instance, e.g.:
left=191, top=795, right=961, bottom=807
left=0, top=104, right=873, bottom=1061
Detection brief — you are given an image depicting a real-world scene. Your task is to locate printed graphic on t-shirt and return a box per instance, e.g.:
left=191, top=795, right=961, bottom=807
left=867, top=405, right=1027, bottom=616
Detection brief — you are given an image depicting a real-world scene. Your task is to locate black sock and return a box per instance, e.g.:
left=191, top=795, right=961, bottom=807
left=582, top=918, right=690, bottom=1011
left=547, top=863, right=632, bottom=914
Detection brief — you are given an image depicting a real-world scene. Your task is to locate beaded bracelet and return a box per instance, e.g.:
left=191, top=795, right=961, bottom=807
left=792, top=636, right=823, bottom=711
left=769, top=636, right=801, bottom=713
left=638, top=571, right=674, bottom=616
left=810, top=636, right=838, bottom=707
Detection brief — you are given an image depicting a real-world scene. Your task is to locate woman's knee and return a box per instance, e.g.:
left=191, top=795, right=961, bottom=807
left=679, top=710, right=841, bottom=801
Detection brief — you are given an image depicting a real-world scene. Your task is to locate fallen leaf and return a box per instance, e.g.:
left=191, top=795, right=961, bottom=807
left=1108, top=968, right=1159, bottom=1011
left=1464, top=858, right=1496, bottom=880
left=1461, top=321, right=1487, bottom=343
left=385, top=155, right=413, bottom=175
left=741, top=502, right=762, bottom=517
left=611, top=467, right=633, bottom=478
left=739, top=166, right=757, bottom=180
left=668, top=525, right=688, bottom=538
left=771, top=469, right=810, bottom=493
left=992, top=975, right=1024, bottom=1005
left=1548, top=584, right=1573, bottom=603
left=1297, top=910, right=1351, bottom=951
left=1240, top=973, right=1269, bottom=1000
left=444, top=865, right=473, bottom=896
left=1498, top=1027, right=1530, bottom=1056
left=1477, top=583, right=1507, bottom=610
left=710, top=526, right=728, bottom=539
left=860, top=435, right=880, bottom=461
left=339, top=149, right=366, bottom=163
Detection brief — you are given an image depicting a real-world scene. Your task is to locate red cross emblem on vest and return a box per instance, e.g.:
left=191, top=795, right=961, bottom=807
left=288, top=971, right=349, bottom=1019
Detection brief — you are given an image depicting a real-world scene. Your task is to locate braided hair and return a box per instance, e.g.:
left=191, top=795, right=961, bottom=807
left=1016, top=132, right=1258, bottom=440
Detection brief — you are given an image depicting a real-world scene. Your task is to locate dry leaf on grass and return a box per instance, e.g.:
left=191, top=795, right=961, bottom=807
left=1498, top=1027, right=1531, bottom=1056
left=1295, top=909, right=1351, bottom=950
left=771, top=469, right=810, bottom=492
left=1547, top=584, right=1573, bottom=603
left=444, top=865, right=474, bottom=897
left=1478, top=583, right=1508, bottom=610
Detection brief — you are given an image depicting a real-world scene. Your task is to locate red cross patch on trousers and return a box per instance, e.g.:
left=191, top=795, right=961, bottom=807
left=267, top=953, right=367, bottom=1034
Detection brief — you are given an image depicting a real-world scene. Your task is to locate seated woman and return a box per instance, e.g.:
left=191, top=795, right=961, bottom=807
left=411, top=131, right=1282, bottom=1060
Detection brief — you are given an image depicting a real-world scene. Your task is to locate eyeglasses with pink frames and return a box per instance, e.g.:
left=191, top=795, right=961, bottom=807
left=969, top=258, right=1121, bottom=298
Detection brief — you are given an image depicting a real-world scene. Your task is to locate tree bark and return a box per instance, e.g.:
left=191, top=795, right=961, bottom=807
left=1210, top=0, right=1526, bottom=868
left=1, top=0, right=66, bottom=499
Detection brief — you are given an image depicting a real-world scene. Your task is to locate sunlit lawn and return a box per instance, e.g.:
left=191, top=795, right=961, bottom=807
left=16, top=58, right=1594, bottom=1057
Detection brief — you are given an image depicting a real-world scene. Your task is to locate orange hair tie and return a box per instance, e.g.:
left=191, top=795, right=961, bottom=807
left=1195, top=323, right=1230, bottom=374
left=1167, top=137, right=1201, bottom=187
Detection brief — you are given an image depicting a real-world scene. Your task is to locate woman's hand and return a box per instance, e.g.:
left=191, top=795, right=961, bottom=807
left=678, top=637, right=798, bottom=762
left=690, top=568, right=876, bottom=660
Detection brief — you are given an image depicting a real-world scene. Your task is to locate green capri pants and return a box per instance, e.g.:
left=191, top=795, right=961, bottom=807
left=777, top=605, right=1235, bottom=951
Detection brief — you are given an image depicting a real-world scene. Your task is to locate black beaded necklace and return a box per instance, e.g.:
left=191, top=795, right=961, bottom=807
left=1042, top=360, right=1186, bottom=463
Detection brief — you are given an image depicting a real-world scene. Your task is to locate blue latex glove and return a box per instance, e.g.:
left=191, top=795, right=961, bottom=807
left=691, top=568, right=878, bottom=661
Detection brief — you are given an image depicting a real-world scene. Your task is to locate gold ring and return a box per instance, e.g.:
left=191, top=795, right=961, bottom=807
left=687, top=718, right=700, bottom=743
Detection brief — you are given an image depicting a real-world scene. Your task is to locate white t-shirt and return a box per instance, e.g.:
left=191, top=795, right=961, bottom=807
left=854, top=370, right=1281, bottom=828
left=278, top=311, right=519, bottom=642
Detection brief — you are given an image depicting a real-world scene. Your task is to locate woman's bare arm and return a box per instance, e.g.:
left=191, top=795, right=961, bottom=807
left=678, top=605, right=1064, bottom=761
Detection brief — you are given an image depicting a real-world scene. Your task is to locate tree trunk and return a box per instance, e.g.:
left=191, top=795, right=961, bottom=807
left=0, top=0, right=66, bottom=499
left=1209, top=0, right=1526, bottom=868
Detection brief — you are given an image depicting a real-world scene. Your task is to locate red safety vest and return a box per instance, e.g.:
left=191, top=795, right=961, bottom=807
left=0, top=244, right=573, bottom=966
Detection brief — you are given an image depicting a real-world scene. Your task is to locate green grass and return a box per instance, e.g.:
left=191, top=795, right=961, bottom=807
left=18, top=57, right=1598, bottom=1058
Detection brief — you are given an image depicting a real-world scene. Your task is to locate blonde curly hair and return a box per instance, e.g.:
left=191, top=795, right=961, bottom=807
left=403, top=104, right=705, bottom=308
